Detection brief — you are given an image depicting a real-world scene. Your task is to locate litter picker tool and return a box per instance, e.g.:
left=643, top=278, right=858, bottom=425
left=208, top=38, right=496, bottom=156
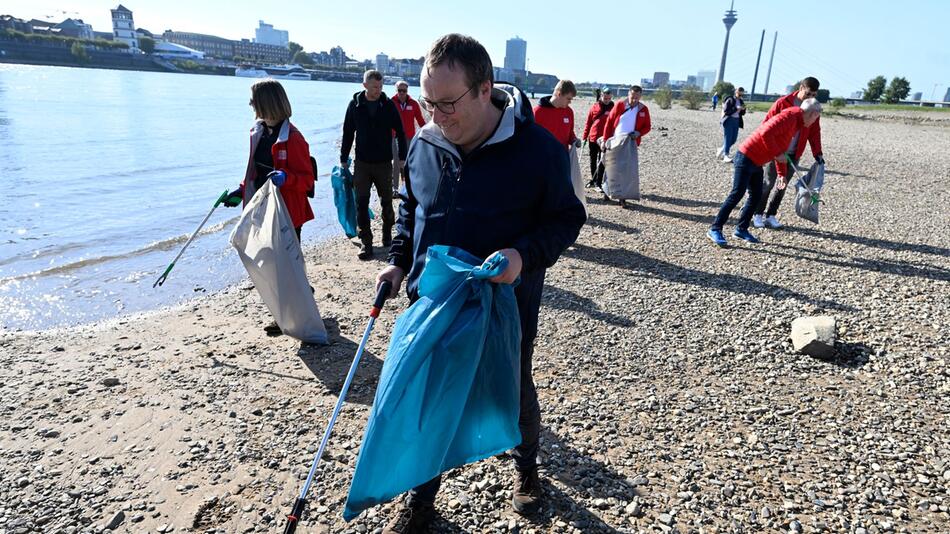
left=283, top=280, right=393, bottom=533
left=152, top=189, right=229, bottom=288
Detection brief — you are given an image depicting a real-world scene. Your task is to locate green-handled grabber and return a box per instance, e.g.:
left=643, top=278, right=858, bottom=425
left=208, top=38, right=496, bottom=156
left=153, top=189, right=230, bottom=288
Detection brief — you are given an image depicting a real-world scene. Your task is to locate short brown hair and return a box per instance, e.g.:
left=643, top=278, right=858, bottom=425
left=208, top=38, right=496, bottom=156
left=425, top=33, right=493, bottom=91
left=801, top=77, right=820, bottom=92
left=630, top=85, right=643, bottom=93
left=555, top=80, right=577, bottom=97
left=363, top=70, right=383, bottom=83
left=250, top=79, right=292, bottom=122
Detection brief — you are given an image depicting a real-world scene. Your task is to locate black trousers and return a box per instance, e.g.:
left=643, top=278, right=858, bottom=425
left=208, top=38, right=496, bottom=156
left=755, top=157, right=797, bottom=217
left=588, top=141, right=602, bottom=183
left=353, top=160, right=395, bottom=245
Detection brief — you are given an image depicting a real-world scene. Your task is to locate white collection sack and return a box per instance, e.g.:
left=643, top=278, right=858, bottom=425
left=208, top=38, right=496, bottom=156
left=568, top=144, right=588, bottom=214
left=602, top=134, right=640, bottom=200
left=229, top=181, right=328, bottom=344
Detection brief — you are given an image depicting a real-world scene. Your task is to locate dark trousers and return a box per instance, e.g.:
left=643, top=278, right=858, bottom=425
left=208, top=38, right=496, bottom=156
left=353, top=160, right=395, bottom=245
left=721, top=117, right=740, bottom=156
left=588, top=141, right=602, bottom=183
left=711, top=152, right=763, bottom=232
left=755, top=157, right=796, bottom=217
left=407, top=273, right=545, bottom=507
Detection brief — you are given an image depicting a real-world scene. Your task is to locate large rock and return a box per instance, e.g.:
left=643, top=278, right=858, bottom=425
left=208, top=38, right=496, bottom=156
left=791, top=316, right=837, bottom=358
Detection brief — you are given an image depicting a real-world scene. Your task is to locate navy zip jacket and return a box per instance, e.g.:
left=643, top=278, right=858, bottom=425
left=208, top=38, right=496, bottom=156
left=389, top=84, right=586, bottom=335
left=341, top=90, right=408, bottom=164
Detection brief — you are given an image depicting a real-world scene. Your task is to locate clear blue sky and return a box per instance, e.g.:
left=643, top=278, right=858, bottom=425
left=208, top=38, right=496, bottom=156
left=7, top=0, right=949, bottom=99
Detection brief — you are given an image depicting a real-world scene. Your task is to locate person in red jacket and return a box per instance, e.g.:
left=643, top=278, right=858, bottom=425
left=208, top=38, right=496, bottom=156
left=754, top=77, right=825, bottom=229
left=533, top=79, right=578, bottom=149
left=707, top=99, right=822, bottom=247
left=601, top=85, right=651, bottom=146
left=223, top=79, right=315, bottom=333
left=582, top=87, right=614, bottom=186
left=391, top=80, right=426, bottom=194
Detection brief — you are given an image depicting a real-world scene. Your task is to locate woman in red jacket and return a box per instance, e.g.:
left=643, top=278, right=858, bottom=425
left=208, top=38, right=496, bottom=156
left=223, top=79, right=315, bottom=333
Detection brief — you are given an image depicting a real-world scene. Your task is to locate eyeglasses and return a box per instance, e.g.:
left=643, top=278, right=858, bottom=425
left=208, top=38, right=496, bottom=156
left=397, top=88, right=408, bottom=93
left=419, top=87, right=474, bottom=115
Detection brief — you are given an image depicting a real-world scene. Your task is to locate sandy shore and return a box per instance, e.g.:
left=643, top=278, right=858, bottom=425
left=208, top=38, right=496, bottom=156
left=1, top=101, right=948, bottom=534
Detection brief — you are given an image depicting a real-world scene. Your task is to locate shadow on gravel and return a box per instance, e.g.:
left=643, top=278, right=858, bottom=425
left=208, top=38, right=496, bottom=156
left=533, top=428, right=631, bottom=533
left=543, top=284, right=634, bottom=327
left=745, top=243, right=950, bottom=283
left=564, top=242, right=855, bottom=312
left=585, top=216, right=641, bottom=235
left=792, top=226, right=950, bottom=258
left=641, top=193, right=721, bottom=209
left=830, top=342, right=873, bottom=369
left=295, top=317, right=384, bottom=406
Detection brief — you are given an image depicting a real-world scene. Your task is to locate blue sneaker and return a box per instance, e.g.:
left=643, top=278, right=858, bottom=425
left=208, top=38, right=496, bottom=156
left=706, top=228, right=727, bottom=247
left=733, top=228, right=760, bottom=243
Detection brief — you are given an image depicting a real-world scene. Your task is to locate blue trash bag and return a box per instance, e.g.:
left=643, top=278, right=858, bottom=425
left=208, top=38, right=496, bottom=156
left=331, top=160, right=374, bottom=238
left=343, top=245, right=522, bottom=520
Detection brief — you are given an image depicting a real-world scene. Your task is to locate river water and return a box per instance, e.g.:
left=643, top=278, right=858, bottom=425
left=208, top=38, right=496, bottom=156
left=0, top=64, right=411, bottom=331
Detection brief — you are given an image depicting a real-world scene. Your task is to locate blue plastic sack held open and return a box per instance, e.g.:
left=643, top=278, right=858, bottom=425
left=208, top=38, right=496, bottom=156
left=343, top=245, right=522, bottom=520
left=331, top=160, right=374, bottom=238
left=331, top=161, right=359, bottom=238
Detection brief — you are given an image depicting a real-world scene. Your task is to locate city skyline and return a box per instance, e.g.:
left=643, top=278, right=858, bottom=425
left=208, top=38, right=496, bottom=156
left=4, top=0, right=948, bottom=99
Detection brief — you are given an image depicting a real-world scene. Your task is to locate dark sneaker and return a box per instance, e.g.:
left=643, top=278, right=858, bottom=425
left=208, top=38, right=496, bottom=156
left=733, top=228, right=760, bottom=243
left=263, top=320, right=282, bottom=335
left=511, top=468, right=542, bottom=515
left=382, top=501, right=435, bottom=534
left=358, top=243, right=374, bottom=261
left=706, top=228, right=727, bottom=247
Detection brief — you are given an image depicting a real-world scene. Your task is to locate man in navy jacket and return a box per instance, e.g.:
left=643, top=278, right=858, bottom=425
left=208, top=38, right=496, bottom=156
left=376, top=33, right=586, bottom=533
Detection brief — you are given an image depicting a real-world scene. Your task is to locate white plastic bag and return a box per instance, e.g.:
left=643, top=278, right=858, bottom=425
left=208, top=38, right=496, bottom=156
left=794, top=162, right=826, bottom=225
left=602, top=134, right=640, bottom=200
left=229, top=181, right=328, bottom=344
left=568, top=145, right=587, bottom=215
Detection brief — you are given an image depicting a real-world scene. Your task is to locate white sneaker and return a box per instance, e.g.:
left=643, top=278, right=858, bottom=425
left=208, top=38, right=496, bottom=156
left=765, top=215, right=783, bottom=229
left=722, top=154, right=733, bottom=163
left=716, top=146, right=724, bottom=158
left=752, top=214, right=765, bottom=228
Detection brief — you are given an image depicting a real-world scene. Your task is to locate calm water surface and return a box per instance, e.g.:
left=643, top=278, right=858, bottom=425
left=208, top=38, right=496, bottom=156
left=0, top=65, right=412, bottom=331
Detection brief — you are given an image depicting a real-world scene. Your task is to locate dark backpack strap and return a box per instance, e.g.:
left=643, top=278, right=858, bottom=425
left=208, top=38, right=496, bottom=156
left=308, top=156, right=317, bottom=198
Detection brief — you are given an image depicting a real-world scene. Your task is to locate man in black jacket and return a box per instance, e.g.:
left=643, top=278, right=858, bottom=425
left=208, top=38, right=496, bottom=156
left=341, top=70, right=408, bottom=260
left=375, top=34, right=586, bottom=533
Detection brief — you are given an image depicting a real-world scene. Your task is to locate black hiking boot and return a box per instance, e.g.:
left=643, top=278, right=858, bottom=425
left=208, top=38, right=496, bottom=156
left=382, top=501, right=435, bottom=534
left=511, top=467, right=542, bottom=515
left=263, top=320, right=282, bottom=335
left=358, top=242, right=374, bottom=261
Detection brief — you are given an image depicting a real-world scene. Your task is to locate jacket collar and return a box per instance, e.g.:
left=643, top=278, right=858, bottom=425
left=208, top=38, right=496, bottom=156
left=417, top=84, right=531, bottom=160
left=251, top=119, right=291, bottom=143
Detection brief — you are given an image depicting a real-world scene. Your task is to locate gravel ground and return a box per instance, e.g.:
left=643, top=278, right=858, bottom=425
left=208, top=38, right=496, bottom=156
left=1, top=103, right=948, bottom=534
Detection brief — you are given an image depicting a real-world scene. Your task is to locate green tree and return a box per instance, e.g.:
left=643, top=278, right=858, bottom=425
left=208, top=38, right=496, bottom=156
left=70, top=42, right=89, bottom=63
left=711, top=81, right=735, bottom=101
left=654, top=86, right=673, bottom=110
left=292, top=50, right=314, bottom=65
left=882, top=76, right=911, bottom=103
left=288, top=41, right=303, bottom=56
left=830, top=97, right=846, bottom=108
left=680, top=84, right=705, bottom=110
left=863, top=75, right=886, bottom=101
left=138, top=36, right=155, bottom=54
